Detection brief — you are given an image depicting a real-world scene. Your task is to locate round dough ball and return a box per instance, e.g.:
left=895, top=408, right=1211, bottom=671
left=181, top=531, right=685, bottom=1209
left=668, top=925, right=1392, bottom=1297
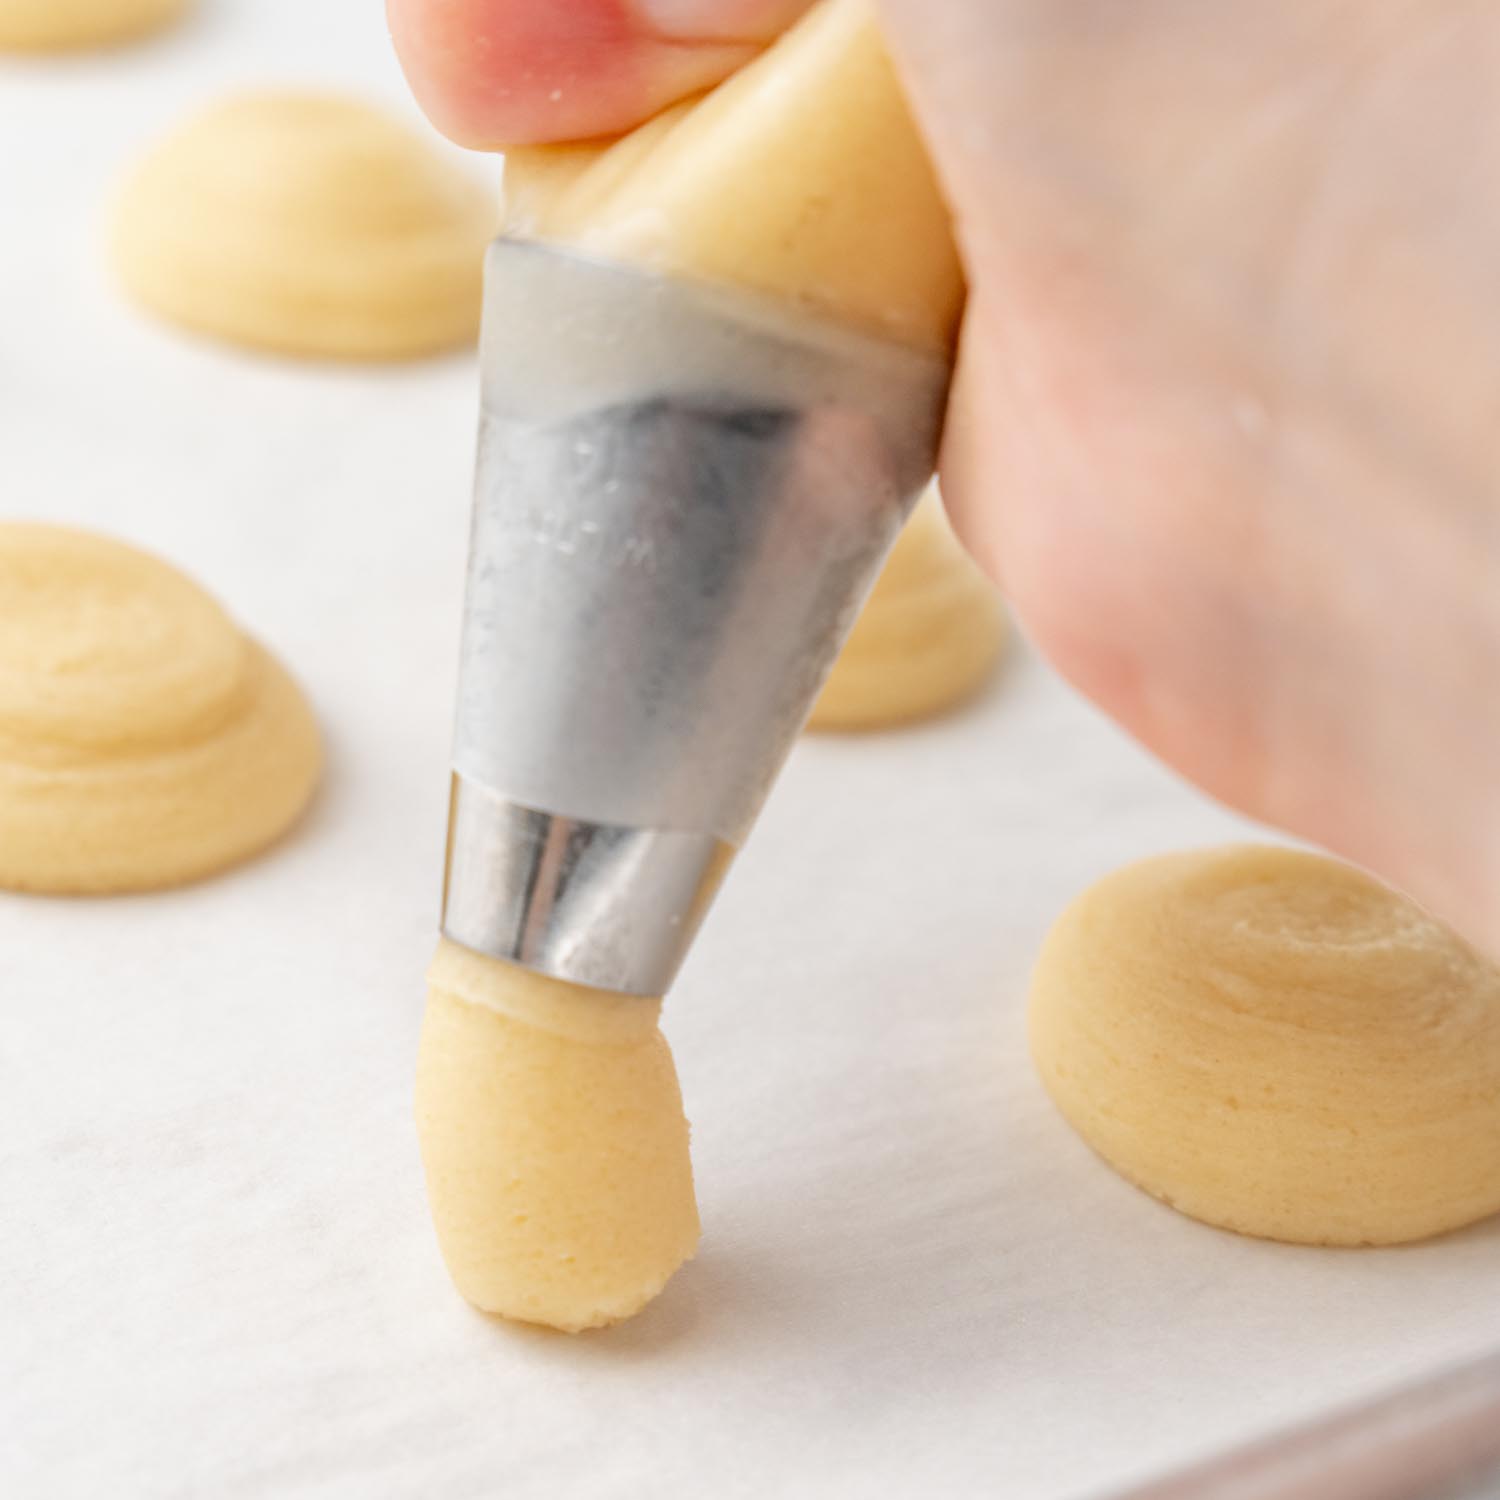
left=807, top=489, right=1004, bottom=732
left=0, top=523, right=321, bottom=893
left=112, top=91, right=498, bottom=360
left=1029, top=844, right=1500, bottom=1246
left=0, top=0, right=187, bottom=50
left=416, top=940, right=699, bottom=1332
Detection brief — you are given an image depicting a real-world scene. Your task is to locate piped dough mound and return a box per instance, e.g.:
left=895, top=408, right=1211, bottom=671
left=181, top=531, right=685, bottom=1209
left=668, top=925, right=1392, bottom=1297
left=1029, top=844, right=1500, bottom=1246
left=416, top=940, right=700, bottom=1332
left=0, top=523, right=320, bottom=892
left=112, top=91, right=498, bottom=359
left=0, top=0, right=187, bottom=50
left=807, top=490, right=1004, bottom=731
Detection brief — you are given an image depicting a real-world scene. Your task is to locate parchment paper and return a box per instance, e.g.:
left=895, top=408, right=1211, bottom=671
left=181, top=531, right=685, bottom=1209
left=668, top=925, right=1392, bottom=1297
left=3, top=7, right=1497, bottom=1496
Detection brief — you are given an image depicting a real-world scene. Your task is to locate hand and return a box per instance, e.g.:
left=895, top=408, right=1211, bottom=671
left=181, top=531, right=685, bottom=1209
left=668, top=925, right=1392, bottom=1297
left=390, top=0, right=1500, bottom=955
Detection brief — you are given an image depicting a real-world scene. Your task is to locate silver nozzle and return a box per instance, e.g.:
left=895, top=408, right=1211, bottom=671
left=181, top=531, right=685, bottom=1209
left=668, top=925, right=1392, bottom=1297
left=440, top=239, right=951, bottom=995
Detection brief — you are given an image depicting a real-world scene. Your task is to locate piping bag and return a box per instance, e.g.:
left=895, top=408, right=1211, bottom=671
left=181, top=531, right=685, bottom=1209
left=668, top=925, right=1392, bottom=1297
left=418, top=0, right=965, bottom=1331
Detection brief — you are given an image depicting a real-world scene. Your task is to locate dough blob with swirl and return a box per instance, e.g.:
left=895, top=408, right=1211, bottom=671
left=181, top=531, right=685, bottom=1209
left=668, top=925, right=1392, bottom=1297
left=113, top=92, right=497, bottom=360
left=0, top=523, right=320, bottom=892
left=1029, top=844, right=1500, bottom=1246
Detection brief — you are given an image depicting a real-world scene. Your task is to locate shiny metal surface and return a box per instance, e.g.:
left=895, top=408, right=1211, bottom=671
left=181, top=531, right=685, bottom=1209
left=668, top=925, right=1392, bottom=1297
left=441, top=240, right=950, bottom=993
left=1113, top=1349, right=1500, bottom=1500
left=442, top=775, right=732, bottom=997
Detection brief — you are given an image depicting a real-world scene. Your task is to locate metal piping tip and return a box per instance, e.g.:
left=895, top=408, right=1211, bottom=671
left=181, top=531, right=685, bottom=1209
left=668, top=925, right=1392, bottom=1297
left=441, top=239, right=952, bottom=996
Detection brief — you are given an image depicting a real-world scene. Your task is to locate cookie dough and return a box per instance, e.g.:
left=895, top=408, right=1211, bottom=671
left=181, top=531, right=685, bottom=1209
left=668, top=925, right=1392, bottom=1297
left=1029, top=844, right=1500, bottom=1246
left=0, top=524, right=320, bottom=892
left=0, top=0, right=186, bottom=50
left=112, top=91, right=498, bottom=359
left=503, top=0, right=963, bottom=349
left=416, top=940, right=699, bottom=1332
left=808, top=490, right=1004, bottom=731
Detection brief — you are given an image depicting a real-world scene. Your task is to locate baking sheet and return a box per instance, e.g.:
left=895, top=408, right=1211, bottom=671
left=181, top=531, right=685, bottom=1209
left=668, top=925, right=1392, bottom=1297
left=3, top=6, right=1498, bottom=1497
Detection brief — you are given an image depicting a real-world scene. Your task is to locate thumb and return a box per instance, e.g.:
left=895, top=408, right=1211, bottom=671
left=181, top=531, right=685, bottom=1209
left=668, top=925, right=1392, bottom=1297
left=389, top=0, right=814, bottom=148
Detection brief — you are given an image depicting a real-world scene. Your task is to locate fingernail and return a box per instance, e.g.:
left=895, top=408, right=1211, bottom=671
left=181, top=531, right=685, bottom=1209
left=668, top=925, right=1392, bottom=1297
left=631, top=0, right=807, bottom=42
left=632, top=0, right=717, bottom=33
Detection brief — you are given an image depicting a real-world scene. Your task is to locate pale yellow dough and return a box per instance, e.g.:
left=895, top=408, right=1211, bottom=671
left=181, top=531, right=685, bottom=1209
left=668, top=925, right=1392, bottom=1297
left=1029, top=845, right=1500, bottom=1247
left=0, top=524, right=320, bottom=893
left=0, top=0, right=186, bottom=50
left=808, top=490, right=1004, bottom=731
left=504, top=0, right=963, bottom=350
left=112, top=92, right=498, bottom=360
left=416, top=941, right=699, bottom=1332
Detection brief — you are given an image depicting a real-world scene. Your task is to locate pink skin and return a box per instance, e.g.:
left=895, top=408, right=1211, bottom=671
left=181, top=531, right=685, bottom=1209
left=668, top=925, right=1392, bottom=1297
left=386, top=0, right=810, bottom=144
left=389, top=0, right=1500, bottom=955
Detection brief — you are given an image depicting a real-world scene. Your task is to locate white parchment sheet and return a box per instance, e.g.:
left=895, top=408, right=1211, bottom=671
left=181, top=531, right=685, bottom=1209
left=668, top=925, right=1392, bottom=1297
left=2, top=6, right=1497, bottom=1497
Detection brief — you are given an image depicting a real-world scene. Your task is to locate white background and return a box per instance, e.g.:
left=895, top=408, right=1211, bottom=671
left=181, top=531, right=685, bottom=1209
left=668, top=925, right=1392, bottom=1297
left=2, top=4, right=1498, bottom=1497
